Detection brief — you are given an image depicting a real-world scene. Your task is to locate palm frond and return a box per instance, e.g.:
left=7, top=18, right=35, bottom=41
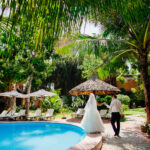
left=143, top=20, right=150, bottom=49
left=128, top=22, right=141, bottom=44
left=113, top=49, right=137, bottom=60
left=125, top=41, right=140, bottom=50
left=0, top=17, right=12, bottom=32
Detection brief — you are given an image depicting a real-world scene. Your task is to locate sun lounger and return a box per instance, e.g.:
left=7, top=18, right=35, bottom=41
left=72, top=108, right=85, bottom=118
left=0, top=110, right=8, bottom=118
left=40, top=109, right=54, bottom=120
left=105, top=112, right=111, bottom=119
left=10, top=109, right=26, bottom=120
left=0, top=110, right=15, bottom=120
left=99, top=109, right=107, bottom=118
left=28, top=110, right=41, bottom=120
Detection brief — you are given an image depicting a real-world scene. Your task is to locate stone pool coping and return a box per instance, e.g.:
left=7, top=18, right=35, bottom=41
left=0, top=119, right=103, bottom=150
left=53, top=119, right=103, bottom=150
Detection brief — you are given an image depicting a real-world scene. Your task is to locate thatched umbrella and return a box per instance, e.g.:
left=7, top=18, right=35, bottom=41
left=0, top=90, right=29, bottom=111
left=69, top=75, right=120, bottom=95
left=28, top=89, right=56, bottom=97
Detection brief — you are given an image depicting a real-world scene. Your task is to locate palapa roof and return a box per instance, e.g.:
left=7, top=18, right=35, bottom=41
left=28, top=89, right=56, bottom=97
left=0, top=90, right=29, bottom=98
left=69, top=75, right=120, bottom=95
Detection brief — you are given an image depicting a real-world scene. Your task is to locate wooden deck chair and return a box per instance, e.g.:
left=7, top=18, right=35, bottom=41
left=10, top=109, right=26, bottom=120
left=28, top=110, right=41, bottom=120
left=0, top=110, right=8, bottom=118
left=1, top=110, right=15, bottom=120
left=40, top=109, right=54, bottom=120
left=72, top=108, right=85, bottom=118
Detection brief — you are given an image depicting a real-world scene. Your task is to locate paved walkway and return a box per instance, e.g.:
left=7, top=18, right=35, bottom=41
left=102, top=115, right=150, bottom=150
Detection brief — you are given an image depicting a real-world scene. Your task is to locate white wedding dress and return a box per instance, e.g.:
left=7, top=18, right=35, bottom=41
left=81, top=93, right=104, bottom=133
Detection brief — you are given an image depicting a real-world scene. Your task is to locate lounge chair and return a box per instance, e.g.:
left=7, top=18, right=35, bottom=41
left=40, top=109, right=54, bottom=120
left=105, top=112, right=111, bottom=119
left=99, top=109, right=107, bottom=118
left=10, top=109, right=26, bottom=120
left=0, top=110, right=8, bottom=118
left=28, top=110, right=41, bottom=120
left=72, top=108, right=85, bottom=118
left=0, top=110, right=15, bottom=120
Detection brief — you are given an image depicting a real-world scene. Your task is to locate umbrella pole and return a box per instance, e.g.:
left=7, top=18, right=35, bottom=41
left=26, top=98, right=30, bottom=119
left=12, top=96, right=16, bottom=111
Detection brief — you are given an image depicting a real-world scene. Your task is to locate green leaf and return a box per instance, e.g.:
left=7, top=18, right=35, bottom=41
left=143, top=20, right=150, bottom=49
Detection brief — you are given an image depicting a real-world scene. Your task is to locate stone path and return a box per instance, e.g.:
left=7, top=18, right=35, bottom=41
left=102, top=115, right=150, bottom=150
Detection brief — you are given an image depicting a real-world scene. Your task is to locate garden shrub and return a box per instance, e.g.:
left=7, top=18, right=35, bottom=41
left=122, top=104, right=129, bottom=111
left=40, top=89, right=63, bottom=113
left=62, top=95, right=72, bottom=107
left=60, top=105, right=72, bottom=113
left=117, top=94, right=130, bottom=105
left=116, top=76, right=126, bottom=84
left=71, top=97, right=84, bottom=108
left=29, top=105, right=37, bottom=111
left=97, top=95, right=109, bottom=109
left=104, top=95, right=112, bottom=105
left=40, top=99, right=50, bottom=112
left=16, top=104, right=25, bottom=112
left=130, top=86, right=145, bottom=107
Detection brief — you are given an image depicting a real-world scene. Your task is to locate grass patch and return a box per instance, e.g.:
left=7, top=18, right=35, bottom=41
left=54, top=113, right=73, bottom=119
left=124, top=108, right=145, bottom=116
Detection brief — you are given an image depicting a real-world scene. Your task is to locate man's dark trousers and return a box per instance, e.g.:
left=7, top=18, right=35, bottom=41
left=111, top=112, right=121, bottom=135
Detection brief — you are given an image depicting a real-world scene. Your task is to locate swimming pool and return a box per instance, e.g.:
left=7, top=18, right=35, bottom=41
left=0, top=122, right=86, bottom=150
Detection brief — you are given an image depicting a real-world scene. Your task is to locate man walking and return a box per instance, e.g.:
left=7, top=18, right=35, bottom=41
left=104, top=95, right=123, bottom=137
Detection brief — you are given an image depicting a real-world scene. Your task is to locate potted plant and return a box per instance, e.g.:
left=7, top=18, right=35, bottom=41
left=147, top=125, right=150, bottom=136
left=132, top=103, right=136, bottom=109
left=141, top=124, right=147, bottom=133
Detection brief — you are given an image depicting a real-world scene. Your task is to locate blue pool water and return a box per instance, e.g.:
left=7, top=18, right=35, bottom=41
left=0, top=122, right=86, bottom=150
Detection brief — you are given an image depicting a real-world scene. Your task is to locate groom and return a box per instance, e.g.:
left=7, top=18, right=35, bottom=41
left=104, top=95, right=123, bottom=137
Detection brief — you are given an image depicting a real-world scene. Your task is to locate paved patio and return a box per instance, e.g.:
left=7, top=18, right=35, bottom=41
left=102, top=115, right=150, bottom=150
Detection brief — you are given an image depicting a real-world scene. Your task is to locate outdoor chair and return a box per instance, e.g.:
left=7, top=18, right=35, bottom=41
left=28, top=110, right=41, bottom=120
left=72, top=108, right=85, bottom=118
left=10, top=109, right=26, bottom=120
left=105, top=112, right=111, bottom=119
left=0, top=110, right=8, bottom=118
left=99, top=109, right=107, bottom=118
left=40, top=109, right=54, bottom=120
left=0, top=110, right=15, bottom=120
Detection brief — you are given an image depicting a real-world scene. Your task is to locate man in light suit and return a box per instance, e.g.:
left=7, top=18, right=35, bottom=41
left=104, top=95, right=123, bottom=137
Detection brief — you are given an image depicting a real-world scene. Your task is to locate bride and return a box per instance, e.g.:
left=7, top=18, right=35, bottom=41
left=81, top=93, right=104, bottom=133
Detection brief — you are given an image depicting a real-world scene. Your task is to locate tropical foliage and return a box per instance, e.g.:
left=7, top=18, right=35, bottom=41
left=40, top=89, right=63, bottom=113
left=0, top=0, right=149, bottom=122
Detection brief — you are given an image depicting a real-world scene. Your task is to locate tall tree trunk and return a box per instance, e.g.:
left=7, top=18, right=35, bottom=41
left=26, top=73, right=33, bottom=118
left=140, top=55, right=150, bottom=123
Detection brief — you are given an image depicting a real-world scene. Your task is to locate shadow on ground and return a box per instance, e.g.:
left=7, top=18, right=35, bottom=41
left=102, top=130, right=150, bottom=150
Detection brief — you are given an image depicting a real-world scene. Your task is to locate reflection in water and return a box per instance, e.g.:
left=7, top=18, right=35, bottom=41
left=21, top=130, right=44, bottom=136
left=0, top=123, right=86, bottom=150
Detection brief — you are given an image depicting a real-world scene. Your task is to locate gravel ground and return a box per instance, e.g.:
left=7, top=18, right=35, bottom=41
left=102, top=115, right=150, bottom=150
